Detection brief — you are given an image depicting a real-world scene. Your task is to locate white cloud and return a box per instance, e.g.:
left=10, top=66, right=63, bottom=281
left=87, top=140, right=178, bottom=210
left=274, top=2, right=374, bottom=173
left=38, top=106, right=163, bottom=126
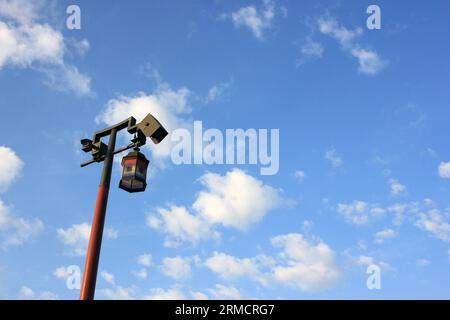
left=389, top=178, right=407, bottom=196
left=53, top=266, right=70, bottom=279
left=301, top=38, right=324, bottom=58
left=70, top=38, right=90, bottom=56
left=0, top=148, right=43, bottom=248
left=337, top=201, right=385, bottom=225
left=387, top=202, right=415, bottom=226
left=98, top=286, right=135, bottom=300
left=148, top=169, right=281, bottom=246
left=0, top=21, right=64, bottom=67
left=147, top=205, right=217, bottom=247
left=18, top=286, right=57, bottom=300
left=0, top=199, right=43, bottom=248
left=355, top=255, right=375, bottom=266
left=438, top=162, right=450, bottom=179
left=56, top=222, right=90, bottom=256
left=101, top=270, right=115, bottom=285
left=302, top=220, right=314, bottom=234
left=416, top=259, right=430, bottom=267
left=0, top=0, right=38, bottom=24
left=96, top=82, right=191, bottom=164
left=205, top=252, right=272, bottom=286
left=297, top=36, right=324, bottom=67
left=192, top=285, right=247, bottom=300
left=18, top=286, right=34, bottom=299
left=346, top=251, right=395, bottom=273
left=0, top=0, right=92, bottom=95
left=42, top=64, right=92, bottom=96
left=318, top=16, right=363, bottom=47
left=351, top=48, right=386, bottom=75
left=0, top=146, right=24, bottom=192
left=426, top=148, right=437, bottom=158
left=205, top=233, right=339, bottom=293
left=339, top=199, right=450, bottom=244
left=205, top=81, right=231, bottom=103
left=160, top=256, right=192, bottom=281
left=206, top=284, right=246, bottom=300
left=324, top=148, right=343, bottom=168
left=56, top=222, right=116, bottom=256
left=7, top=216, right=43, bottom=246
left=224, top=0, right=276, bottom=40
left=294, top=170, right=305, bottom=182
left=143, top=288, right=185, bottom=300
left=271, top=233, right=340, bottom=292
left=105, top=227, right=119, bottom=240
left=351, top=255, right=393, bottom=272
left=191, top=291, right=209, bottom=300
left=317, top=16, right=386, bottom=75
left=132, top=268, right=148, bottom=280
left=374, top=228, right=397, bottom=244
left=0, top=201, right=12, bottom=229
left=193, top=169, right=281, bottom=231
left=415, top=209, right=450, bottom=242
left=39, top=291, right=58, bottom=300
left=137, top=253, right=152, bottom=267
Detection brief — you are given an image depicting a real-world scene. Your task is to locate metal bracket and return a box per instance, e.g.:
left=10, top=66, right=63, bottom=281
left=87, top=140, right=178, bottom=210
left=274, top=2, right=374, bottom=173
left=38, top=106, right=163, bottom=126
left=92, top=117, right=137, bottom=144
left=80, top=113, right=168, bottom=167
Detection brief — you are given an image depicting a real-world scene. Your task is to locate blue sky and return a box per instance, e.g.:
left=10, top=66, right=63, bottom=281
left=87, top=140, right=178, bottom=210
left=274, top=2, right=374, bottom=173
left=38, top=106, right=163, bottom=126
left=0, top=0, right=450, bottom=299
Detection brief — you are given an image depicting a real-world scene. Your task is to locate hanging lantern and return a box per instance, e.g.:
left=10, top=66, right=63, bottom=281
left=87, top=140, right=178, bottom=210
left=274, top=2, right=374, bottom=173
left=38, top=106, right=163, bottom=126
left=119, top=149, right=149, bottom=193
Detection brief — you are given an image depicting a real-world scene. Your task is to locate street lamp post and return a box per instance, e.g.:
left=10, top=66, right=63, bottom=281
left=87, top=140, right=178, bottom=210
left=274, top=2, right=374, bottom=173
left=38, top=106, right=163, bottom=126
left=79, top=113, right=167, bottom=300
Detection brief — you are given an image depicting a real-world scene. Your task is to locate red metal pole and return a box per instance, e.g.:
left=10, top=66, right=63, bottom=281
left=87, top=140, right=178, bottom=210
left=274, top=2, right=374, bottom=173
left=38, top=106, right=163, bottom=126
left=80, top=129, right=117, bottom=300
left=80, top=185, right=109, bottom=300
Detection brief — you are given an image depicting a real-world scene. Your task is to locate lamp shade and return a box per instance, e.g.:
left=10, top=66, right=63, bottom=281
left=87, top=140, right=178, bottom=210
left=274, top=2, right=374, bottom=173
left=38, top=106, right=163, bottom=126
left=118, top=150, right=149, bottom=193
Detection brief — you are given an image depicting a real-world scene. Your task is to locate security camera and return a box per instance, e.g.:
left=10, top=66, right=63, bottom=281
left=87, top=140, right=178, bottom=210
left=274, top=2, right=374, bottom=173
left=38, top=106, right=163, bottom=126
left=137, top=113, right=168, bottom=144
left=81, top=139, right=93, bottom=152
left=81, top=138, right=107, bottom=161
left=91, top=141, right=107, bottom=161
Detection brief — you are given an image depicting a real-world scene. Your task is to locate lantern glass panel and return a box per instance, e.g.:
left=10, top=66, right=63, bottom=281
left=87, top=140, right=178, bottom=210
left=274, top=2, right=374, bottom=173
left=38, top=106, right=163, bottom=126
left=124, top=164, right=136, bottom=175
left=119, top=150, right=149, bottom=193
left=136, top=160, right=147, bottom=179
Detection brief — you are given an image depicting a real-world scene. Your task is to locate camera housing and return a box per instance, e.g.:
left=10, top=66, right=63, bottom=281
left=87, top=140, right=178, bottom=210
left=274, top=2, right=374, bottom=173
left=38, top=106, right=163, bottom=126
left=137, top=113, right=168, bottom=144
left=81, top=139, right=93, bottom=152
left=91, top=141, right=108, bottom=161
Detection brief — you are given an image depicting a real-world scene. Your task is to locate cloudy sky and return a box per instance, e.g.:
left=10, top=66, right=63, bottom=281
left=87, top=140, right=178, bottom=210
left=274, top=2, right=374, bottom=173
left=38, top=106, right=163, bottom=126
left=1, top=0, right=450, bottom=299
